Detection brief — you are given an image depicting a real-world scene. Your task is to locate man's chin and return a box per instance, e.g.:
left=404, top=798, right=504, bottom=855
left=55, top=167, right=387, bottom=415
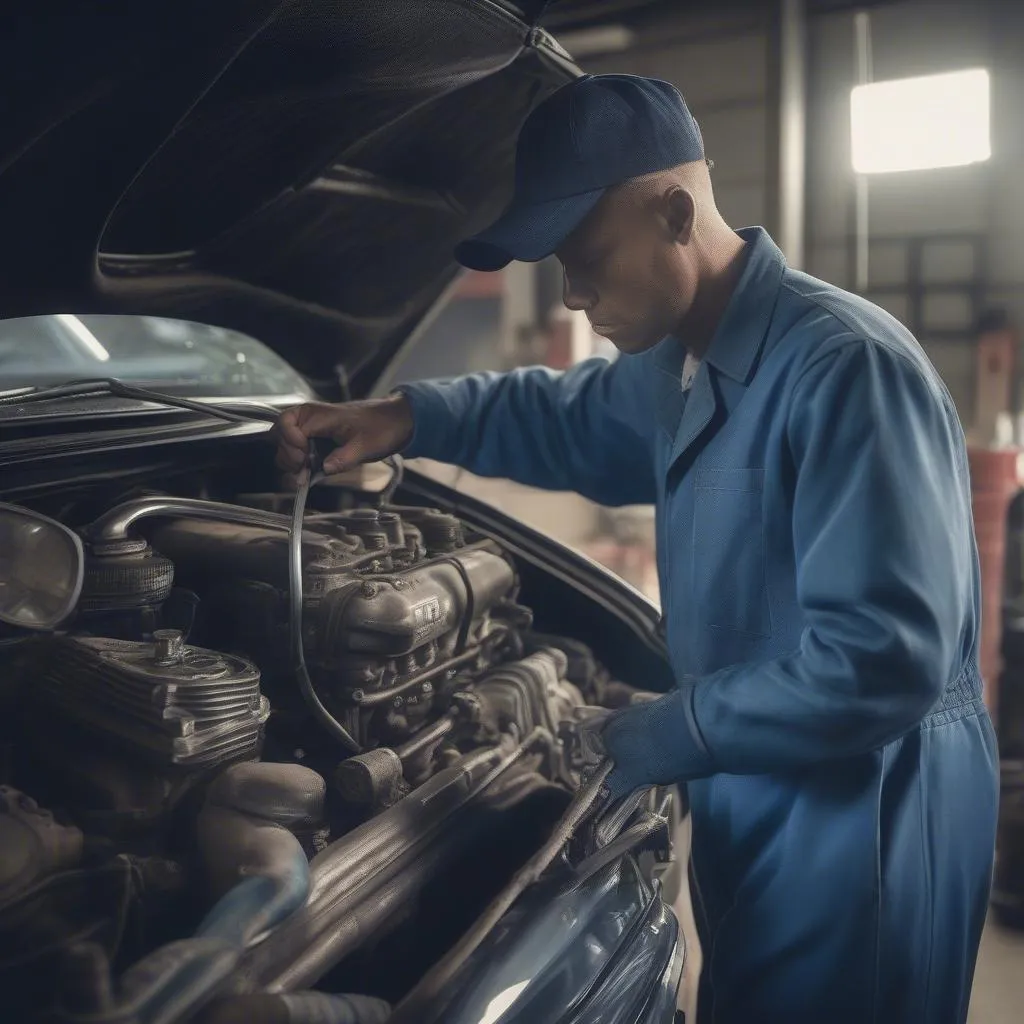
left=603, top=329, right=658, bottom=356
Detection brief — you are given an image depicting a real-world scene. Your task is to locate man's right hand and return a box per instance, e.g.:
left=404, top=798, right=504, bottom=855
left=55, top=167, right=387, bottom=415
left=273, top=394, right=415, bottom=487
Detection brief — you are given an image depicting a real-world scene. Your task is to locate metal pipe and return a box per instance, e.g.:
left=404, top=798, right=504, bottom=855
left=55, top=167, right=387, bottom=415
left=394, top=708, right=457, bottom=761
left=349, top=646, right=486, bottom=707
left=88, top=496, right=294, bottom=546
left=251, top=732, right=551, bottom=992
left=777, top=0, right=808, bottom=269
left=853, top=10, right=873, bottom=293
left=387, top=760, right=615, bottom=1024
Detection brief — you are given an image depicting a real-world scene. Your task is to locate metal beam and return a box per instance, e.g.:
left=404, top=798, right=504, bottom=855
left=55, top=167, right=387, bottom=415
left=777, top=0, right=807, bottom=268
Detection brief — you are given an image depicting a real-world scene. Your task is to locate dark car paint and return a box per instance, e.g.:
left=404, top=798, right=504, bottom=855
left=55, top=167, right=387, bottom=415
left=0, top=1, right=577, bottom=391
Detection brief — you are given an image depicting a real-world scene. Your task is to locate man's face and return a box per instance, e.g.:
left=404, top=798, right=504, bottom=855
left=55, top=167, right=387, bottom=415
left=555, top=183, right=696, bottom=355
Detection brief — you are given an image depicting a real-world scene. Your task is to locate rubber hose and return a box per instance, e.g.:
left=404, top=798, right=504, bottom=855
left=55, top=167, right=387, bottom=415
left=290, top=465, right=361, bottom=754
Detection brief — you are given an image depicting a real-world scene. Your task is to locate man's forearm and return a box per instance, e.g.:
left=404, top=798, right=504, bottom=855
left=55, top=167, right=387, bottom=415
left=395, top=359, right=657, bottom=507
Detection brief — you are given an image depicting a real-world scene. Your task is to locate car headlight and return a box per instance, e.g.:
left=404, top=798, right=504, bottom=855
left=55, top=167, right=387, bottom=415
left=0, top=503, right=84, bottom=630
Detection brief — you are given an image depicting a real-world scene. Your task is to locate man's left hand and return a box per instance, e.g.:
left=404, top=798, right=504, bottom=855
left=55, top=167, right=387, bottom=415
left=595, top=684, right=712, bottom=797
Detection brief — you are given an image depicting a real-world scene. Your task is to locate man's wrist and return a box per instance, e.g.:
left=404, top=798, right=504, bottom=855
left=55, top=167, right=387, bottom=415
left=379, top=391, right=415, bottom=449
left=389, top=382, right=452, bottom=461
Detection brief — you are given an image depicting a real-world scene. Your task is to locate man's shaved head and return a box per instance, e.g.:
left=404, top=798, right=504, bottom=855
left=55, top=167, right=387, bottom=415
left=555, top=161, right=744, bottom=355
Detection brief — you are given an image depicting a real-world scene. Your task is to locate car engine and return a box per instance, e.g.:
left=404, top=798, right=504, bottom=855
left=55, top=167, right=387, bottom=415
left=0, top=486, right=638, bottom=1023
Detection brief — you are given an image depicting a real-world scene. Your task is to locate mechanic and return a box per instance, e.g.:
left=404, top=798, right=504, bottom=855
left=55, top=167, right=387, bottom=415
left=275, top=75, right=999, bottom=1023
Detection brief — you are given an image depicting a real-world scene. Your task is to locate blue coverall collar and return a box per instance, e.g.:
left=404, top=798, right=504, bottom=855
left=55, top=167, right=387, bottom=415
left=653, top=226, right=787, bottom=386
left=651, top=227, right=787, bottom=459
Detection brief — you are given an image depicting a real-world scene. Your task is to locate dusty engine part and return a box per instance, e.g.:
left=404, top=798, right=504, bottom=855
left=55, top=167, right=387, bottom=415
left=469, top=648, right=585, bottom=784
left=133, top=507, right=517, bottom=753
left=198, top=762, right=329, bottom=897
left=144, top=512, right=519, bottom=748
left=381, top=506, right=466, bottom=555
left=77, top=544, right=176, bottom=639
left=0, top=835, right=187, bottom=1023
left=241, top=733, right=554, bottom=994
left=0, top=483, right=645, bottom=1024
left=315, top=544, right=515, bottom=664
left=472, top=647, right=583, bottom=739
left=313, top=545, right=517, bottom=693
left=13, top=632, right=270, bottom=842
left=150, top=518, right=375, bottom=597
left=27, top=631, right=268, bottom=769
left=145, top=516, right=376, bottom=689
left=334, top=748, right=409, bottom=812
left=311, top=508, right=426, bottom=566
left=0, top=786, right=84, bottom=905
left=521, top=631, right=610, bottom=704
left=61, top=801, right=313, bottom=1024
left=332, top=693, right=481, bottom=815
left=311, top=544, right=518, bottom=747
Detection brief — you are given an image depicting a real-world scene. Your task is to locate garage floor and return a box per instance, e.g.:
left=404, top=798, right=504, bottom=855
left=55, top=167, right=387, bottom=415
left=969, top=919, right=1024, bottom=1021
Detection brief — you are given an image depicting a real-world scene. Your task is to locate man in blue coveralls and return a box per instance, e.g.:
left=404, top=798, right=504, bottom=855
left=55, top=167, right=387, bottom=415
left=275, top=75, right=999, bottom=1022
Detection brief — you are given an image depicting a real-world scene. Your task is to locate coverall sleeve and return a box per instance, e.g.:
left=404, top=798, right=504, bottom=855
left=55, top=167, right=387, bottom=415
left=602, top=338, right=978, bottom=787
left=395, top=356, right=657, bottom=507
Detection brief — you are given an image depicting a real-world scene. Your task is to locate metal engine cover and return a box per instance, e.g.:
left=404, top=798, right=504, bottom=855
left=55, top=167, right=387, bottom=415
left=28, top=633, right=269, bottom=769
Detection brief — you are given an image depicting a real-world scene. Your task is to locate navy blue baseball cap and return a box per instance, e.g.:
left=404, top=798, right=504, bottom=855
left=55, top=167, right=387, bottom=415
left=455, top=74, right=705, bottom=272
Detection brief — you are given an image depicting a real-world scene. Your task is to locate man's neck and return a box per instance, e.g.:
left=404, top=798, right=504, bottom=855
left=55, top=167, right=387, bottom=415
left=675, top=230, right=749, bottom=358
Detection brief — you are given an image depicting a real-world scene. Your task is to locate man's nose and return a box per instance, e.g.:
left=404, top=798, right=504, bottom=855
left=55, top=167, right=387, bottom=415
left=562, top=273, right=596, bottom=312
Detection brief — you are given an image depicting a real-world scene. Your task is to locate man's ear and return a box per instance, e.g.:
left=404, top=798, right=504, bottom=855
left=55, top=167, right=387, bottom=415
left=662, top=186, right=695, bottom=244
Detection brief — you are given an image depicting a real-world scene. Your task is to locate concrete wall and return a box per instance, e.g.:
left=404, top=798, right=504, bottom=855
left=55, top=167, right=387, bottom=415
left=579, top=0, right=1024, bottom=424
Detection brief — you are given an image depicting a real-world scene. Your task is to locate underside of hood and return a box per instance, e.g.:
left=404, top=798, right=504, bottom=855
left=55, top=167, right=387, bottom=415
left=0, top=1, right=578, bottom=393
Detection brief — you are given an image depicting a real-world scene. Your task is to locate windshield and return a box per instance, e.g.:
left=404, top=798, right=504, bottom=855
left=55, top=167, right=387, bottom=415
left=0, top=315, right=314, bottom=399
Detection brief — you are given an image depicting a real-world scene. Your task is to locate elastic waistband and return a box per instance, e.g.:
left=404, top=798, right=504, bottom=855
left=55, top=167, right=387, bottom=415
left=923, top=661, right=986, bottom=728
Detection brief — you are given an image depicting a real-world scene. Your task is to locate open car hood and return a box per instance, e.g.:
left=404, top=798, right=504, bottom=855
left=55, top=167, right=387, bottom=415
left=0, top=1, right=578, bottom=394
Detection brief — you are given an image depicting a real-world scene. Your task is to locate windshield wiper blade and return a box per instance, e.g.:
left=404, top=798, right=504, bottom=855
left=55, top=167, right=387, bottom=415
left=0, top=378, right=279, bottom=424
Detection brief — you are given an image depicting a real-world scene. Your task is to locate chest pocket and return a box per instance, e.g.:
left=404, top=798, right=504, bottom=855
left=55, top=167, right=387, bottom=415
left=692, top=466, right=772, bottom=637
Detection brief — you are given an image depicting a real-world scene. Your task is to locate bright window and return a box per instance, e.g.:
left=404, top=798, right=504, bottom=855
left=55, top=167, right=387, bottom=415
left=850, top=68, right=991, bottom=174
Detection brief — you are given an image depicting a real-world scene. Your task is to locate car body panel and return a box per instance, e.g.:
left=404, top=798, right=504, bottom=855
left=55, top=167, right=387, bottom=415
left=438, top=857, right=683, bottom=1024
left=0, top=1, right=578, bottom=390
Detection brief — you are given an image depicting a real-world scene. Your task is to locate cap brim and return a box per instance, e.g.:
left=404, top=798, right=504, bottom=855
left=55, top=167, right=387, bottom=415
left=454, top=187, right=607, bottom=272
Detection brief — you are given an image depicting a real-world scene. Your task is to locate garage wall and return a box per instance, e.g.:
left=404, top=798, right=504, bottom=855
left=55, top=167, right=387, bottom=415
left=807, top=1, right=1024, bottom=418
left=575, top=0, right=1024, bottom=424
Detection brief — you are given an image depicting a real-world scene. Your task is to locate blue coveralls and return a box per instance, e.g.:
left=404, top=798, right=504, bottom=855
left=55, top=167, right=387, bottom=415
left=398, top=228, right=999, bottom=1023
